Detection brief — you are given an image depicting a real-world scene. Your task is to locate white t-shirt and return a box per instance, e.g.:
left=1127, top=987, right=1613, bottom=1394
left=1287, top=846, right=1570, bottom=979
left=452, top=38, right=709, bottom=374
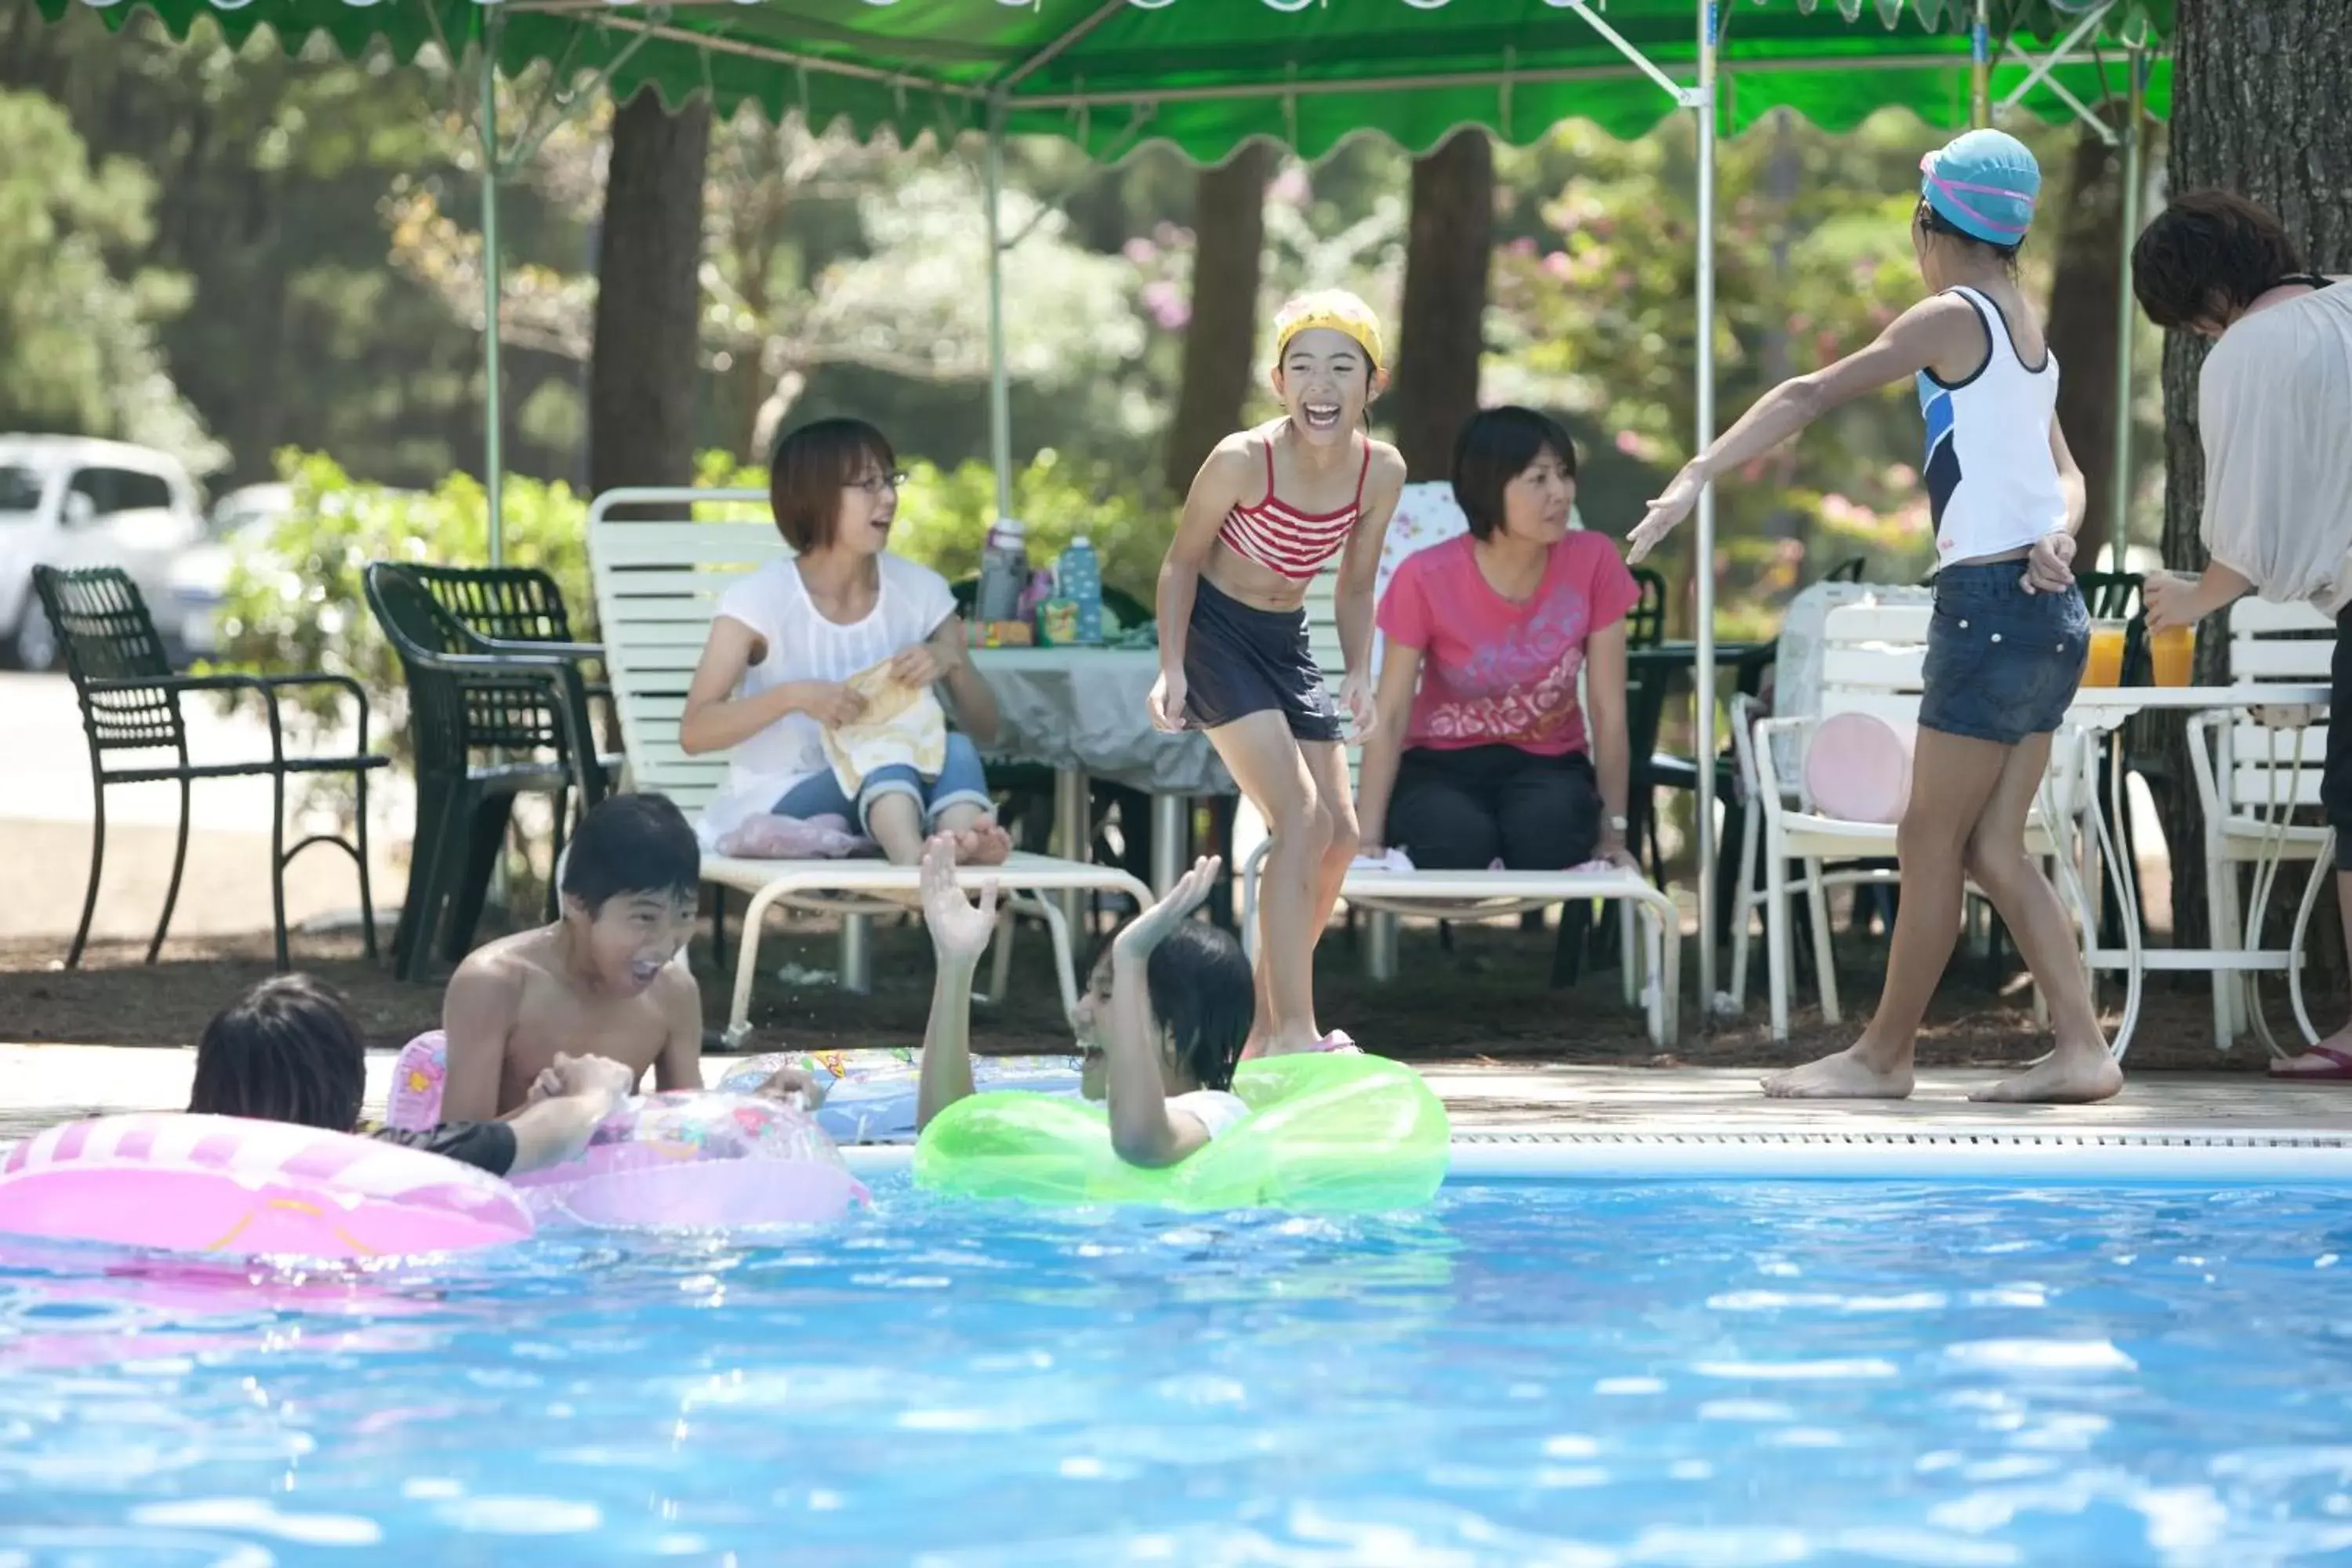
left=2200, top=280, right=2352, bottom=615
left=698, top=554, right=957, bottom=848
left=1167, top=1089, right=1250, bottom=1142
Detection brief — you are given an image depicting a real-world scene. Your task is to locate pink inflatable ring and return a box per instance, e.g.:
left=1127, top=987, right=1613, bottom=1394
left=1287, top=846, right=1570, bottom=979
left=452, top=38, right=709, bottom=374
left=0, top=1114, right=534, bottom=1260
left=511, top=1091, right=867, bottom=1229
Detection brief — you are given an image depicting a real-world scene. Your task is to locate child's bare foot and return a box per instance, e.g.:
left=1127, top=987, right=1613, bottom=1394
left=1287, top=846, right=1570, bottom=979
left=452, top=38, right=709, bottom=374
left=1970, top=1042, right=2122, bottom=1104
left=1761, top=1047, right=1915, bottom=1100
left=1249, top=1025, right=1327, bottom=1058
left=953, top=821, right=1012, bottom=866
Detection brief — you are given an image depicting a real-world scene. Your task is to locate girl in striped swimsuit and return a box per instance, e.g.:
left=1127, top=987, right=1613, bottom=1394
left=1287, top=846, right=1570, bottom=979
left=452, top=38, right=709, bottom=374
left=1149, top=291, right=1408, bottom=1057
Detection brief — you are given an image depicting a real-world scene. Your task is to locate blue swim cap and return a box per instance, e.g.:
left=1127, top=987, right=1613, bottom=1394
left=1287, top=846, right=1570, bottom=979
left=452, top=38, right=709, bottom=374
left=1918, top=129, right=2042, bottom=245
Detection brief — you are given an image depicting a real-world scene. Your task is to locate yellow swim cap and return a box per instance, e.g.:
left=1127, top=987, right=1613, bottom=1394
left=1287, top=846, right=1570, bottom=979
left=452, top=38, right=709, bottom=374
left=1273, top=289, right=1385, bottom=372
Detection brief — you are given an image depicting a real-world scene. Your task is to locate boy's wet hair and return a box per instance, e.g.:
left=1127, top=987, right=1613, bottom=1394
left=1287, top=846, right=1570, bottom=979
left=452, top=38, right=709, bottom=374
left=561, top=793, right=700, bottom=913
left=1091, top=918, right=1253, bottom=1093
left=2131, top=189, right=2308, bottom=331
left=1914, top=200, right=2024, bottom=272
left=188, top=973, right=367, bottom=1132
left=768, top=417, right=897, bottom=554
left=1453, top=406, right=1577, bottom=542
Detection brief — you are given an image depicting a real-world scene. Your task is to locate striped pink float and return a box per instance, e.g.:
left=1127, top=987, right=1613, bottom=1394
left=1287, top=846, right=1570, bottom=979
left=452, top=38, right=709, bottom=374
left=0, top=1113, right=534, bottom=1258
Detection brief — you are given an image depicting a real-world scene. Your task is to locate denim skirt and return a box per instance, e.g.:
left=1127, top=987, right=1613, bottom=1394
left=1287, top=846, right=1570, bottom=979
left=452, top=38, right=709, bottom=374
left=1917, top=559, right=2089, bottom=746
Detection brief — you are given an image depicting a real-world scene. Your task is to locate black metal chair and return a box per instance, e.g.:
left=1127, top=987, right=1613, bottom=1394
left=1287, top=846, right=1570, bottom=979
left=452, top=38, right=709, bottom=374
left=362, top=562, right=615, bottom=981
left=34, top=564, right=386, bottom=970
left=408, top=564, right=622, bottom=754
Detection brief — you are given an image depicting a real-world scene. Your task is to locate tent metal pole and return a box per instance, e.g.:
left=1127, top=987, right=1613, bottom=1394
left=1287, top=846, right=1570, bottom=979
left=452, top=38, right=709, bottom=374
left=2108, top=49, right=2145, bottom=560
left=984, top=104, right=1013, bottom=522
left=1970, top=0, right=1991, bottom=128
left=1996, top=0, right=2114, bottom=119
left=480, top=17, right=505, bottom=565
left=1693, top=0, right=1719, bottom=1011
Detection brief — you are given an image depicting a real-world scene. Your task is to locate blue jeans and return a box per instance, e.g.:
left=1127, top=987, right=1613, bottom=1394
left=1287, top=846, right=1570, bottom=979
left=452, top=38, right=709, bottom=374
left=773, top=731, right=993, bottom=833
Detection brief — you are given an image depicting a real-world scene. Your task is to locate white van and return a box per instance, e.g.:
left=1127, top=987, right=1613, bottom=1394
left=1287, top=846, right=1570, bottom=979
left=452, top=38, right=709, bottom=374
left=0, top=436, right=206, bottom=670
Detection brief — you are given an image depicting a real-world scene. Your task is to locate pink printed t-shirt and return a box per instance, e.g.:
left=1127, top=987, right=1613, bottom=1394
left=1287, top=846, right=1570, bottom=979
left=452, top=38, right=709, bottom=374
left=1376, top=532, right=1641, bottom=756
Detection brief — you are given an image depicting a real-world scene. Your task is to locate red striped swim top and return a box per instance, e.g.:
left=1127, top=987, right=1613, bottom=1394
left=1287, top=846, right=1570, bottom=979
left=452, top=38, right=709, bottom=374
left=1216, top=437, right=1372, bottom=581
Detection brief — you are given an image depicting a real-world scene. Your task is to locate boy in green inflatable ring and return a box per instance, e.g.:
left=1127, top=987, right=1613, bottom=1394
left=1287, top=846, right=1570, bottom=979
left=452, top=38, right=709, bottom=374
left=913, top=836, right=1251, bottom=1166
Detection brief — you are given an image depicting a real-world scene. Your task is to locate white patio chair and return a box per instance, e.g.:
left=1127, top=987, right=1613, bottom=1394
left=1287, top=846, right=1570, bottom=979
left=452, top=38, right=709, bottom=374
left=2189, top=597, right=2336, bottom=1051
left=1744, top=601, right=2096, bottom=1042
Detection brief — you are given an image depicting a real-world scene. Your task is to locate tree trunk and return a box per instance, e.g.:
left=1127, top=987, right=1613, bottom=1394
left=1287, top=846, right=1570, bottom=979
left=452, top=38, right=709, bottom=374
left=2157, top=0, right=2352, bottom=943
left=1390, top=129, right=1495, bottom=482
left=2045, top=107, right=2125, bottom=572
left=588, top=88, right=711, bottom=500
left=1163, top=144, right=1273, bottom=500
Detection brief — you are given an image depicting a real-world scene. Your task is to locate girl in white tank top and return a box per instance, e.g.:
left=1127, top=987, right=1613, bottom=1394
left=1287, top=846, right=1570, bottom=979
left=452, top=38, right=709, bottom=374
left=1918, top=283, right=2071, bottom=567
left=1624, top=128, right=2118, bottom=1109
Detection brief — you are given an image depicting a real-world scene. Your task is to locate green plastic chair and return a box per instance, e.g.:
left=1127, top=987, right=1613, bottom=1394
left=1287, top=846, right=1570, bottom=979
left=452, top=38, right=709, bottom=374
left=363, top=562, right=613, bottom=981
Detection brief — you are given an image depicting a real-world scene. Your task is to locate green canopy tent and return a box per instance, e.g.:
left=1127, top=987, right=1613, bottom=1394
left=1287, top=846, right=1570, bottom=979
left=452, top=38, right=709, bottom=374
left=41, top=0, right=2173, bottom=1002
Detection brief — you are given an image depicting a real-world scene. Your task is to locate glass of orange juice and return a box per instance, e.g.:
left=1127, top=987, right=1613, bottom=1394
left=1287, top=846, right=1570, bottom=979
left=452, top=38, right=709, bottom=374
left=2150, top=622, right=2197, bottom=688
left=2083, top=620, right=2129, bottom=688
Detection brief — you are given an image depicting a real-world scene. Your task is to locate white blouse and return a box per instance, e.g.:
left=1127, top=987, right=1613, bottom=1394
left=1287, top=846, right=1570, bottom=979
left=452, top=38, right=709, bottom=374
left=2199, top=280, right=2352, bottom=614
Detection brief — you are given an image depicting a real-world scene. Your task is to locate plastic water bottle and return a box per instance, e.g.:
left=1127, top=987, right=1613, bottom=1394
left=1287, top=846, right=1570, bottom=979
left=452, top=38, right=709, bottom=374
left=976, top=517, right=1029, bottom=622
left=1058, top=535, right=1103, bottom=645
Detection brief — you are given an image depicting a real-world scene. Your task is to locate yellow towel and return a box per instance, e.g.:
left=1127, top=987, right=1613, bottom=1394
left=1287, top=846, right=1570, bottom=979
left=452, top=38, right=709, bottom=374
left=820, top=658, right=947, bottom=795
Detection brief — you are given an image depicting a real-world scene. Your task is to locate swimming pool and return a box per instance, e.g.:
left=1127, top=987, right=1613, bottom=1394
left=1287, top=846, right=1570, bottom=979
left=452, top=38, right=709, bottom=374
left=2, top=1162, right=2350, bottom=1566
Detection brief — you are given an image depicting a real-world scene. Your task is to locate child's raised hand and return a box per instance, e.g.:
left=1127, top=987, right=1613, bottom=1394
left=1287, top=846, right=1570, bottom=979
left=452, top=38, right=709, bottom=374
left=1114, top=855, right=1222, bottom=960
left=919, top=833, right=999, bottom=968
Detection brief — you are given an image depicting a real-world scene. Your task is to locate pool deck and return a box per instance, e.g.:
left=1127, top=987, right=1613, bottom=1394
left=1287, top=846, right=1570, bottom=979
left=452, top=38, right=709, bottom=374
left=2, top=1042, right=2347, bottom=1142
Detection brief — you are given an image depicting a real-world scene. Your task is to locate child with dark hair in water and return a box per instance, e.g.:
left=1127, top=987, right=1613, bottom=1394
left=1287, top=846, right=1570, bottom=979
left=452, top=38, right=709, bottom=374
left=912, top=837, right=1253, bottom=1167
left=190, top=974, right=633, bottom=1176
left=439, top=793, right=707, bottom=1122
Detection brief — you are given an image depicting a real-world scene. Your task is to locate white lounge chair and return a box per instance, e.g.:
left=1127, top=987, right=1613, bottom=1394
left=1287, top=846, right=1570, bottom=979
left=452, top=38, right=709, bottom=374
left=586, top=487, right=1152, bottom=1044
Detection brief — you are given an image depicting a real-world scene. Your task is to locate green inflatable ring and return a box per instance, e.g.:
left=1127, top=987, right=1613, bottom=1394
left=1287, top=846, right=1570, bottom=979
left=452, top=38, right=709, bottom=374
left=913, top=1052, right=1449, bottom=1210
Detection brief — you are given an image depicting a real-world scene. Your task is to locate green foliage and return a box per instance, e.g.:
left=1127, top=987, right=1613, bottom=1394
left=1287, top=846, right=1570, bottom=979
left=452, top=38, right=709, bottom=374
left=209, top=447, right=1168, bottom=766
left=684, top=448, right=1168, bottom=600
left=889, top=452, right=1168, bottom=605
left=0, top=88, right=219, bottom=474
left=212, top=451, right=593, bottom=764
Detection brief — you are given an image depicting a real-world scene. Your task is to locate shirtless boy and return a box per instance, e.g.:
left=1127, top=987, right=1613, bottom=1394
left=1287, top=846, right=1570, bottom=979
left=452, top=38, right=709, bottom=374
left=438, top=793, right=706, bottom=1121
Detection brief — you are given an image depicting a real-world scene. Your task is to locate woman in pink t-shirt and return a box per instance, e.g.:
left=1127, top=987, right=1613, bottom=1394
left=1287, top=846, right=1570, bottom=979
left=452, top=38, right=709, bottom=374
left=1357, top=408, right=1639, bottom=872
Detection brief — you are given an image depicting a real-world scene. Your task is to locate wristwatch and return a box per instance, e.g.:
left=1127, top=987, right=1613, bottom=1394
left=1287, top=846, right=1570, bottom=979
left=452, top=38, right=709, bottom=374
left=1606, top=814, right=1629, bottom=834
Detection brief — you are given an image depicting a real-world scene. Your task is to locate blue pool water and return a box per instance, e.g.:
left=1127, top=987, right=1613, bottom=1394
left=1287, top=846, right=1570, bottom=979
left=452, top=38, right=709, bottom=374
left=3, top=1178, right=2352, bottom=1566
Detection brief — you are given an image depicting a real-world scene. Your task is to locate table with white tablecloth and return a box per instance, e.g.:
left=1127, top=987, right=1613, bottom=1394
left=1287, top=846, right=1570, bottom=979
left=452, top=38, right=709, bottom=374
left=970, top=648, right=1234, bottom=898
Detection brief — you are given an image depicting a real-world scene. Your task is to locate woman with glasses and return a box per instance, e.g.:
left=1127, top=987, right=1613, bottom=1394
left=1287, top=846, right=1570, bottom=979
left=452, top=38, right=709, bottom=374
left=681, top=418, right=1009, bottom=866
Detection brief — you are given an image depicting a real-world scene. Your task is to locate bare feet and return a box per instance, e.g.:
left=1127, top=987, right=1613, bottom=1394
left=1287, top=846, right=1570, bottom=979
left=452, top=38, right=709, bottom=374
left=1970, top=1043, right=2123, bottom=1104
left=1244, top=1026, right=1327, bottom=1059
left=1760, top=1047, right=1915, bottom=1100
left=952, top=821, right=1013, bottom=866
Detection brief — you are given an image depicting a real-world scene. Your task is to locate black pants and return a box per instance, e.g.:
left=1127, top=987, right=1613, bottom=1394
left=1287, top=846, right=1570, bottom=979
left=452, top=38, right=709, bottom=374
left=1386, top=745, right=1602, bottom=871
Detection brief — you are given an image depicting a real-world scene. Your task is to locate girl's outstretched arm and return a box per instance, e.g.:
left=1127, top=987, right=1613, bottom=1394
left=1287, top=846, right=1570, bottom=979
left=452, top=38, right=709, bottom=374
left=1104, top=857, right=1225, bottom=1168
left=913, top=836, right=1000, bottom=1130
left=1628, top=294, right=1984, bottom=562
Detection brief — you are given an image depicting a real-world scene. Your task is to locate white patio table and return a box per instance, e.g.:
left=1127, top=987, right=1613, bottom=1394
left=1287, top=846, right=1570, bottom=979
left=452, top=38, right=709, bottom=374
left=2056, top=684, right=2332, bottom=1058
left=969, top=647, right=1234, bottom=906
